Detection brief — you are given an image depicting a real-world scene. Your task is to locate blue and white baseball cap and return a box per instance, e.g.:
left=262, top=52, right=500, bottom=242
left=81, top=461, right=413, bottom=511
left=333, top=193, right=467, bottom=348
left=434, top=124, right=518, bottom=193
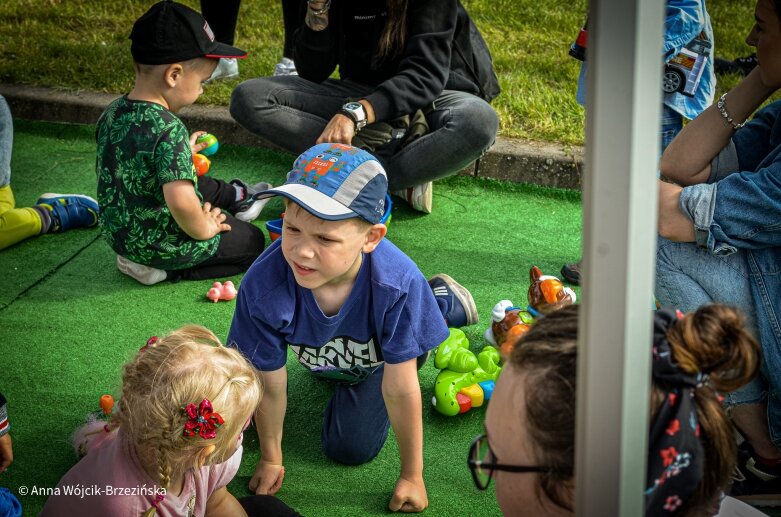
left=255, top=143, right=388, bottom=224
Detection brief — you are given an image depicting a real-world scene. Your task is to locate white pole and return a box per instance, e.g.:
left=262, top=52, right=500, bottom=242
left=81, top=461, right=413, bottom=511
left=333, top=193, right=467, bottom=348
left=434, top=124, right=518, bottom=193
left=575, top=0, right=664, bottom=514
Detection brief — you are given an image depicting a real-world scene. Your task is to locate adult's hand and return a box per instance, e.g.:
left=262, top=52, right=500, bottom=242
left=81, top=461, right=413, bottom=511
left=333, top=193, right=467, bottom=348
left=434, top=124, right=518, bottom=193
left=316, top=114, right=355, bottom=146
left=658, top=180, right=695, bottom=242
left=305, top=0, right=330, bottom=31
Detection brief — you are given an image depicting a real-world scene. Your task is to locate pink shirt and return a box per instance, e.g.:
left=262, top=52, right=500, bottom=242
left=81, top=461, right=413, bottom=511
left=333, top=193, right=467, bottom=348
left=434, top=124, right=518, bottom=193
left=40, top=430, right=242, bottom=517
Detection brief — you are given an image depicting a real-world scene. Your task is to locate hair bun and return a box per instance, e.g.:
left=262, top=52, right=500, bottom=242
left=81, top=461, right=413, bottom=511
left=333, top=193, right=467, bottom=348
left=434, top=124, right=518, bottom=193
left=667, top=304, right=759, bottom=392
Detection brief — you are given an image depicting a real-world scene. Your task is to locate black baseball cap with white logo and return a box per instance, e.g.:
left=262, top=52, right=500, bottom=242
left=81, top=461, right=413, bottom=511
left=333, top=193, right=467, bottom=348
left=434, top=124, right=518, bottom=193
left=130, top=0, right=247, bottom=65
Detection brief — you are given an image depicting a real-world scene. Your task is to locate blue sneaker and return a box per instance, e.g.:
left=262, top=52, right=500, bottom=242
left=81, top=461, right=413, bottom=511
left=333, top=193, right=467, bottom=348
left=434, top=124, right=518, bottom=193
left=428, top=274, right=478, bottom=328
left=35, top=193, right=99, bottom=233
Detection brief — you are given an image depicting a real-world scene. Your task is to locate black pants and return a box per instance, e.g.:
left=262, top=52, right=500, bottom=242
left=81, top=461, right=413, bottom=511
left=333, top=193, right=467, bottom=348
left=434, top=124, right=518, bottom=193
left=201, top=0, right=242, bottom=45
left=167, top=176, right=265, bottom=281
left=238, top=495, right=302, bottom=516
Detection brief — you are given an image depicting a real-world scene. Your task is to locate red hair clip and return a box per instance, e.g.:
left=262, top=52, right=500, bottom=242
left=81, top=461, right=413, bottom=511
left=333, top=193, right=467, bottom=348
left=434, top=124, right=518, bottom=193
left=182, top=399, right=224, bottom=439
left=139, top=336, right=159, bottom=353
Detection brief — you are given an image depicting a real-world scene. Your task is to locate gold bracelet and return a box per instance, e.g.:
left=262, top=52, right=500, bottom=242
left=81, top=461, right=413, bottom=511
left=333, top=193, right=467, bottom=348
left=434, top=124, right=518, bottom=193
left=716, top=93, right=746, bottom=131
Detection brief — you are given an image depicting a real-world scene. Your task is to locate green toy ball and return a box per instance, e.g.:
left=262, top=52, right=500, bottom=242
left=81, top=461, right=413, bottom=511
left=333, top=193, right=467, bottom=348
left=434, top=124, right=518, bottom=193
left=196, top=133, right=219, bottom=156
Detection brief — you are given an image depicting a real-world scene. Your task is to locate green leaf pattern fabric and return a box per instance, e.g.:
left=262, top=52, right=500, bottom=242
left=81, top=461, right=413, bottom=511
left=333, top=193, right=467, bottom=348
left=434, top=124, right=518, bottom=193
left=96, top=97, right=219, bottom=269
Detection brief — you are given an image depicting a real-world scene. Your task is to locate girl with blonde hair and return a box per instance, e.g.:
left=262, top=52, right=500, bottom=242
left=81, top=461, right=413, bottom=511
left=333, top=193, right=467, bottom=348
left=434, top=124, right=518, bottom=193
left=41, top=325, right=298, bottom=516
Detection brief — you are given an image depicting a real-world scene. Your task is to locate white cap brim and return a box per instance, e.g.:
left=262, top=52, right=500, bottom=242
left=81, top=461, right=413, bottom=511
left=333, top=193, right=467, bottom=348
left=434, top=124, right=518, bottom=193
left=256, top=183, right=357, bottom=220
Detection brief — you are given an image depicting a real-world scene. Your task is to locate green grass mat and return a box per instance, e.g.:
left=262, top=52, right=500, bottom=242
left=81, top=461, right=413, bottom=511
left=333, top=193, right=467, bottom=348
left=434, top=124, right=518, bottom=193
left=0, top=120, right=583, bottom=515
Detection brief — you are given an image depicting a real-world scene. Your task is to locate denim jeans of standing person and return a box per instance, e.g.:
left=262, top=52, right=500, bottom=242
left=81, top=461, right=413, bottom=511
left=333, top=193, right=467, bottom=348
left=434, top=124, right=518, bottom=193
left=0, top=94, right=12, bottom=188
left=661, top=105, right=683, bottom=152
left=229, top=76, right=499, bottom=191
left=576, top=65, right=685, bottom=152
left=656, top=236, right=768, bottom=412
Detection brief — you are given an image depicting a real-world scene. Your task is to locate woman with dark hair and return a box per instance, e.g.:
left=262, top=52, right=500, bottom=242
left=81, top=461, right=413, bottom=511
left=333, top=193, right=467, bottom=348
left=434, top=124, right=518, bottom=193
left=470, top=304, right=760, bottom=515
left=657, top=0, right=781, bottom=500
left=229, top=0, right=500, bottom=214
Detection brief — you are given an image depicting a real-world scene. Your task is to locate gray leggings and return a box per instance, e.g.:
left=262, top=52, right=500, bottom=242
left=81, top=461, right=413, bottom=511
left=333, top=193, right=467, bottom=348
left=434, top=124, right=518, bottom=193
left=230, top=76, right=499, bottom=190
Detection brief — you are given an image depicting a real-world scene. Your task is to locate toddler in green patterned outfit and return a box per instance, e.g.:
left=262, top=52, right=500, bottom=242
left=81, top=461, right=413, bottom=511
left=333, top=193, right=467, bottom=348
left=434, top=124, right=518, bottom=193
left=97, top=1, right=270, bottom=284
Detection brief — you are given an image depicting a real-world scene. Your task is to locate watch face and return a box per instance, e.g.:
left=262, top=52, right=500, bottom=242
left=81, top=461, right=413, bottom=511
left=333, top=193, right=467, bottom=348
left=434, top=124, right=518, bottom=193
left=344, top=102, right=362, bottom=111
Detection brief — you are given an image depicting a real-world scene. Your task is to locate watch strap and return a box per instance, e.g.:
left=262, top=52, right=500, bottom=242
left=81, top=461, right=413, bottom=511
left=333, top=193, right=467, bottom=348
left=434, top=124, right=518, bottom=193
left=338, top=108, right=367, bottom=131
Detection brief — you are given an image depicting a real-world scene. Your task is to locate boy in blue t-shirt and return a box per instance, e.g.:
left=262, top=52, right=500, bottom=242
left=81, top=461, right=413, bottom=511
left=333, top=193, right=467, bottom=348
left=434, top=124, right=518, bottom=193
left=228, top=143, right=477, bottom=512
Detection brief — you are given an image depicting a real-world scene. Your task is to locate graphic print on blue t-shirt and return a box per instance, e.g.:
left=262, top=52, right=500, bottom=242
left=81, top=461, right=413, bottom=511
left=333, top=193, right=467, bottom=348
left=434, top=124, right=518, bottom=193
left=291, top=334, right=384, bottom=382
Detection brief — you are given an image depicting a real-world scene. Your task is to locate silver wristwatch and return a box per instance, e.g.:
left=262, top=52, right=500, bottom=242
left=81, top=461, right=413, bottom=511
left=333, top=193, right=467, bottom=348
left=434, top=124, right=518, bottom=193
left=340, top=102, right=367, bottom=131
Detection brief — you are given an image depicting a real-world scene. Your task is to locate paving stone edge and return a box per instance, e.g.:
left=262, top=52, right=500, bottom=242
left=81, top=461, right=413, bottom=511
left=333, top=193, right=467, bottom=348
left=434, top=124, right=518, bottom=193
left=0, top=83, right=584, bottom=190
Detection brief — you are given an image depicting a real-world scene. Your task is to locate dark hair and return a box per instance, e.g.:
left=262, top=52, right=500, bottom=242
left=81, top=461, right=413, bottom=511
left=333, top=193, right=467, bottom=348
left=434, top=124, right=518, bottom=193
left=510, top=304, right=759, bottom=515
left=775, top=0, right=781, bottom=21
left=377, top=0, right=408, bottom=59
left=654, top=304, right=758, bottom=515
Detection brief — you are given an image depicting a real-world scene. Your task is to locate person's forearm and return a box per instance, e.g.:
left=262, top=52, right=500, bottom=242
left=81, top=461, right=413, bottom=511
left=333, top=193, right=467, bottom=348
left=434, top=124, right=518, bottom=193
left=170, top=205, right=218, bottom=240
left=163, top=181, right=220, bottom=240
left=256, top=368, right=288, bottom=463
left=383, top=383, right=424, bottom=477
left=661, top=68, right=774, bottom=184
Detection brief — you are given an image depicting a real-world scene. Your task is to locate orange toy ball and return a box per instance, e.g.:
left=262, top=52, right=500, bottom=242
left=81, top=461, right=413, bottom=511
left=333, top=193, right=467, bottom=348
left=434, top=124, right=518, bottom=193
left=193, top=153, right=211, bottom=176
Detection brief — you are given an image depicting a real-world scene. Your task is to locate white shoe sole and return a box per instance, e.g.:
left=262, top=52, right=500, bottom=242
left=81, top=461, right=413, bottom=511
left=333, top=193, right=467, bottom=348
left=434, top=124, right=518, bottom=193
left=235, top=182, right=273, bottom=222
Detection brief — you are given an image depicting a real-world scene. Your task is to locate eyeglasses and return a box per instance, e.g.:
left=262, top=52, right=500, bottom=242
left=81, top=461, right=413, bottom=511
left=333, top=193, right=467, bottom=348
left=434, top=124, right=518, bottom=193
left=467, top=433, right=562, bottom=490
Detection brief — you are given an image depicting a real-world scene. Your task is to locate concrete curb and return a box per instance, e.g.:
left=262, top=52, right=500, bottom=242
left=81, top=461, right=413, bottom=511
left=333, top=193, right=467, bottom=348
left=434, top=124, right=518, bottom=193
left=0, top=83, right=584, bottom=190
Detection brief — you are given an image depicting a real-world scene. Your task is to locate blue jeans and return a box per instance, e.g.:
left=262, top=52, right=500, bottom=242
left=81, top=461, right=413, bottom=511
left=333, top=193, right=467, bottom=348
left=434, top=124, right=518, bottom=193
left=661, top=105, right=683, bottom=152
left=576, top=63, right=683, bottom=152
left=656, top=236, right=767, bottom=408
left=321, top=365, right=391, bottom=465
left=230, top=76, right=499, bottom=190
left=0, top=95, right=12, bottom=187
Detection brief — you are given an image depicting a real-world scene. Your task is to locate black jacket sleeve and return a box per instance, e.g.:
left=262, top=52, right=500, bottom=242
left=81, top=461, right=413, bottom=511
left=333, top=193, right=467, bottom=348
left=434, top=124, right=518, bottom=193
left=293, top=0, right=458, bottom=123
left=292, top=0, right=340, bottom=84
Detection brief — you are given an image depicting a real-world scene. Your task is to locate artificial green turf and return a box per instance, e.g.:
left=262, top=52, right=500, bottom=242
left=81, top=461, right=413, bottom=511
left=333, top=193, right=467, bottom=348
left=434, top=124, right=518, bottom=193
left=0, top=119, right=582, bottom=515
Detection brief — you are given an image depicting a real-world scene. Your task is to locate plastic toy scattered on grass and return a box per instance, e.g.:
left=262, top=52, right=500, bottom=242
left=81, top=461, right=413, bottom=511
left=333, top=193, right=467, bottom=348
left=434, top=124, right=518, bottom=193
left=431, top=328, right=502, bottom=416
left=193, top=153, right=211, bottom=176
left=99, top=394, right=115, bottom=415
left=527, top=265, right=576, bottom=314
left=206, top=281, right=237, bottom=303
left=196, top=133, right=219, bottom=156
left=485, top=265, right=577, bottom=358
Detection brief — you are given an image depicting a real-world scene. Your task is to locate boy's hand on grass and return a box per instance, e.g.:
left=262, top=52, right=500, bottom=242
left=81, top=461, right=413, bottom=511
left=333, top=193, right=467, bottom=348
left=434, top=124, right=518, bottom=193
left=202, top=202, right=231, bottom=236
left=249, top=459, right=285, bottom=496
left=389, top=475, right=428, bottom=513
left=0, top=434, right=13, bottom=473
